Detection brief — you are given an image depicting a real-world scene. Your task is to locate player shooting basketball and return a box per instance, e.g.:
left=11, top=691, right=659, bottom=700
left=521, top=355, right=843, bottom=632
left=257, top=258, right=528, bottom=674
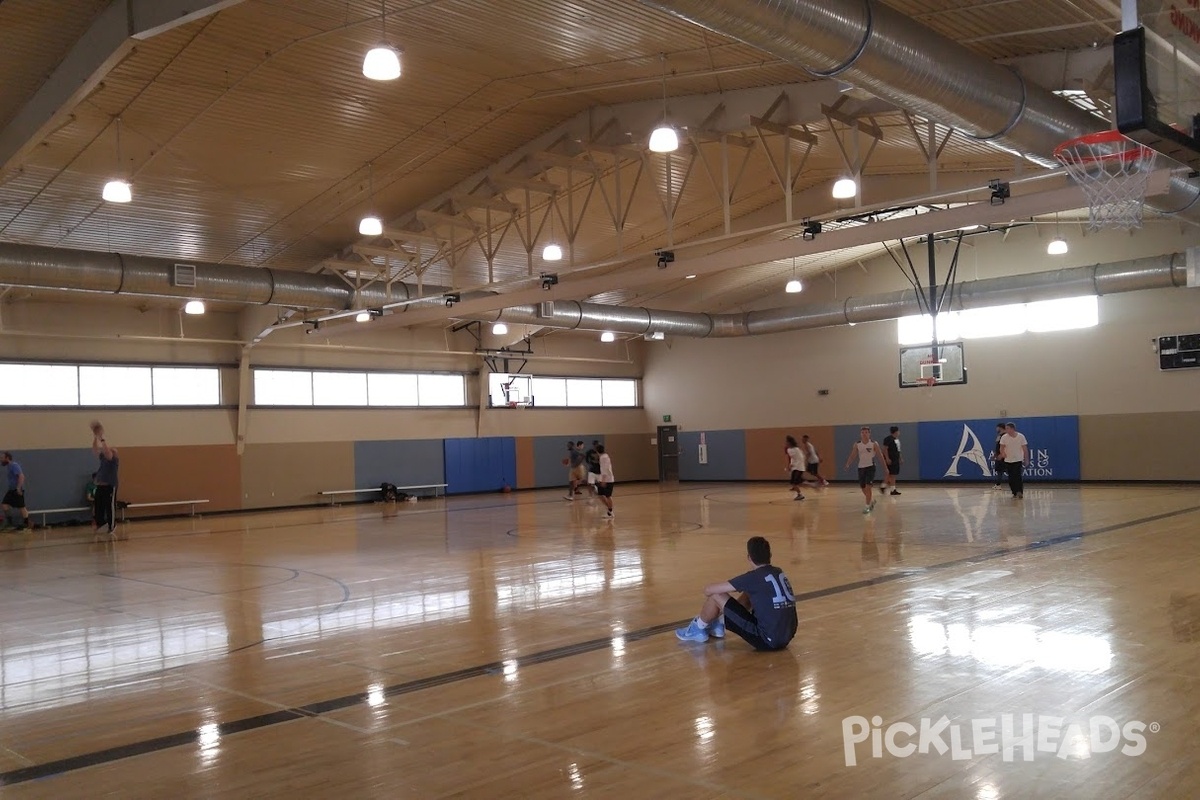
left=90, top=421, right=120, bottom=537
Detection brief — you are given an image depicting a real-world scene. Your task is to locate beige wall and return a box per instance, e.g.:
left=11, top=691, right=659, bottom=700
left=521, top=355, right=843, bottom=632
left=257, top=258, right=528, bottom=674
left=1081, top=413, right=1200, bottom=480
left=240, top=442, right=355, bottom=508
left=644, top=225, right=1200, bottom=432
left=606, top=432, right=659, bottom=482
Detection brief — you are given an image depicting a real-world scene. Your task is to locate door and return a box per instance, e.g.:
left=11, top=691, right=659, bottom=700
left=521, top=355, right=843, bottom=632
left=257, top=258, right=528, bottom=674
left=657, top=425, right=680, bottom=481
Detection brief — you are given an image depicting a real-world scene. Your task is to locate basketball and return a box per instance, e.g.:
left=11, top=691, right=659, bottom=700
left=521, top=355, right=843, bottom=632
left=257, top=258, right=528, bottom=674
left=89, top=420, right=103, bottom=435
left=562, top=457, right=569, bottom=465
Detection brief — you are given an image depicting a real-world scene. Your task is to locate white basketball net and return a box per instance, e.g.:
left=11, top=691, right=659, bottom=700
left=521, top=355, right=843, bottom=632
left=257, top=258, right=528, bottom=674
left=1054, top=134, right=1157, bottom=230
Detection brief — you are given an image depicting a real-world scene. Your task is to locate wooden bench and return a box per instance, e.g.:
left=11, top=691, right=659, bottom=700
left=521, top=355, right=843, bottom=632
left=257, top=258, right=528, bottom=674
left=318, top=484, right=447, bottom=506
left=28, top=506, right=91, bottom=527
left=120, top=499, right=210, bottom=521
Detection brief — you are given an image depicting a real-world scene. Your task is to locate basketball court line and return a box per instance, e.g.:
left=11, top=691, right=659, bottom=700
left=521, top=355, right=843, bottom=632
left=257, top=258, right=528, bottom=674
left=2, top=501, right=1196, bottom=787
left=0, top=481, right=711, bottom=551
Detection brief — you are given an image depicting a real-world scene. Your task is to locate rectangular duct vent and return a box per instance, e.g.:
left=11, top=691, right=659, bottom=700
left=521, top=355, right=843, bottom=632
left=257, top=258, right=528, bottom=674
left=538, top=301, right=554, bottom=318
left=172, top=263, right=197, bottom=288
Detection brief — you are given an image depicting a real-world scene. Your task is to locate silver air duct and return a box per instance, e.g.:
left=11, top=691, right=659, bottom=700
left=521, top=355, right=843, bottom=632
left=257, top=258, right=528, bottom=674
left=482, top=256, right=1187, bottom=337
left=0, top=243, right=1185, bottom=338
left=636, top=0, right=1200, bottom=215
left=0, top=242, right=399, bottom=310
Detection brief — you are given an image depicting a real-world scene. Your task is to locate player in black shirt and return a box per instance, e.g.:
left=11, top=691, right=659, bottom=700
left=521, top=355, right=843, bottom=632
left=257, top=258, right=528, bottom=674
left=675, top=536, right=798, bottom=651
left=881, top=426, right=902, bottom=496
left=992, top=423, right=1008, bottom=490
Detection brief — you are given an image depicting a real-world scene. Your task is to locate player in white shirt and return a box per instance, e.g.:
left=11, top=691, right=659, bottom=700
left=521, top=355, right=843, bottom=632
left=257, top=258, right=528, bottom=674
left=998, top=422, right=1030, bottom=498
left=784, top=436, right=814, bottom=501
left=801, top=435, right=828, bottom=487
left=844, top=426, right=888, bottom=514
left=596, top=444, right=616, bottom=519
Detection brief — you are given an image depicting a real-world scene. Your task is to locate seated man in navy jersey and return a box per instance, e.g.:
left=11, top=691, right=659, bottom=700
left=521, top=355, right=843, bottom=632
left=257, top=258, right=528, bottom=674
left=675, top=536, right=798, bottom=651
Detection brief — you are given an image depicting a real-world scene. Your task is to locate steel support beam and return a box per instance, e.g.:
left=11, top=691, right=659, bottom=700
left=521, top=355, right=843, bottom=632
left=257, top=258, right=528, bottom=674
left=0, top=0, right=246, bottom=175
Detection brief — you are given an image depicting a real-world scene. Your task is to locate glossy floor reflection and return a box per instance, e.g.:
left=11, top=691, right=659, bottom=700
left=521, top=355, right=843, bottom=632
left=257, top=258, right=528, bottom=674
left=0, top=483, right=1197, bottom=797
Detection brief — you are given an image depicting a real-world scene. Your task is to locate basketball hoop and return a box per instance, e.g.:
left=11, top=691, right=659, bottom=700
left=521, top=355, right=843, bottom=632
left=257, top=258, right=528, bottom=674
left=1053, top=130, right=1157, bottom=231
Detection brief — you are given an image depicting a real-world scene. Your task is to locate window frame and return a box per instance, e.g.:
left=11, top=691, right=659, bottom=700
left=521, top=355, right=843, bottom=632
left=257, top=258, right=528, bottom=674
left=0, top=360, right=224, bottom=409
left=250, top=367, right=470, bottom=409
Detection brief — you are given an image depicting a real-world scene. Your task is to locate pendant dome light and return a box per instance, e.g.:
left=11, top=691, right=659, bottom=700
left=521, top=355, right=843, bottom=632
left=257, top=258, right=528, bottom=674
left=831, top=176, right=857, bottom=199
left=648, top=53, right=679, bottom=153
left=1047, top=212, right=1068, bottom=255
left=359, top=162, right=383, bottom=236
left=542, top=196, right=563, bottom=261
left=785, top=257, right=803, bottom=293
left=101, top=117, right=132, bottom=203
left=492, top=322, right=509, bottom=335
left=363, top=0, right=401, bottom=81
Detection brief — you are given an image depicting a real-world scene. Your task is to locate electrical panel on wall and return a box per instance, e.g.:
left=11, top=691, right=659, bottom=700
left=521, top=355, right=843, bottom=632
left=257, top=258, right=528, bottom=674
left=1157, top=333, right=1200, bottom=370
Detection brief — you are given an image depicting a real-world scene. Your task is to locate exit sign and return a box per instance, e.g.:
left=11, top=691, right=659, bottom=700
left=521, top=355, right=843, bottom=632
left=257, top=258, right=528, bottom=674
left=662, top=415, right=672, bottom=422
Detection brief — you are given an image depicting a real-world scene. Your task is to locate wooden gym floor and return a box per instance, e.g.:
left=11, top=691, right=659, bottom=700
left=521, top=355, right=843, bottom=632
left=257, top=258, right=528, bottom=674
left=0, top=482, right=1197, bottom=798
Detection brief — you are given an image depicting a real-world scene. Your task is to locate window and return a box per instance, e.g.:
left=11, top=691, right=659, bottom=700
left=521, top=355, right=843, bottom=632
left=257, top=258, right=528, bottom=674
left=418, top=373, right=465, bottom=406
left=253, top=370, right=312, bottom=406
left=487, top=375, right=639, bottom=408
left=251, top=369, right=467, bottom=407
left=566, top=378, right=603, bottom=407
left=0, top=364, right=79, bottom=406
left=312, top=371, right=367, bottom=406
left=897, top=295, right=1098, bottom=344
left=1027, top=295, right=1099, bottom=332
left=152, top=367, right=221, bottom=406
left=531, top=377, right=567, bottom=407
left=0, top=362, right=221, bottom=407
left=602, top=379, right=637, bottom=407
left=368, top=373, right=419, bottom=406
left=79, top=366, right=153, bottom=406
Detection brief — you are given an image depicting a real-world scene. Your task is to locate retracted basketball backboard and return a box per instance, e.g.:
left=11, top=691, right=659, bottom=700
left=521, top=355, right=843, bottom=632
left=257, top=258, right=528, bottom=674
left=899, top=343, right=966, bottom=388
left=1114, top=0, right=1200, bottom=172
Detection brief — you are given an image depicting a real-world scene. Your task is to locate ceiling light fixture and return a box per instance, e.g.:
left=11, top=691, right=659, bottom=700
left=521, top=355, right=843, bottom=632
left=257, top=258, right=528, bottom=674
left=355, top=310, right=372, bottom=323
left=685, top=274, right=696, bottom=279
left=102, top=117, right=132, bottom=203
left=648, top=53, right=679, bottom=153
left=1047, top=212, right=1068, bottom=255
left=831, top=176, right=857, bottom=199
left=785, top=256, right=803, bottom=293
left=184, top=300, right=205, bottom=315
left=362, top=0, right=401, bottom=81
left=359, top=162, right=383, bottom=236
left=492, top=322, right=508, bottom=335
left=542, top=196, right=563, bottom=261
left=600, top=331, right=616, bottom=343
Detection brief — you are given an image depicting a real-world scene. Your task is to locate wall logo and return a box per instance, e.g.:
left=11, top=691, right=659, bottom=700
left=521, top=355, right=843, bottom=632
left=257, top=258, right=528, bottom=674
left=917, top=416, right=1081, bottom=482
left=841, top=714, right=1157, bottom=767
left=944, top=424, right=992, bottom=478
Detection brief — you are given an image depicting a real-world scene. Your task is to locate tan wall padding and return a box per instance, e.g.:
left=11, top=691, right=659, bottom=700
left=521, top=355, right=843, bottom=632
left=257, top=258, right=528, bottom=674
left=1080, top=412, right=1200, bottom=481
left=240, top=441, right=355, bottom=508
left=118, top=445, right=242, bottom=514
left=516, top=437, right=536, bottom=489
left=605, top=432, right=658, bottom=482
left=744, top=426, right=835, bottom=481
